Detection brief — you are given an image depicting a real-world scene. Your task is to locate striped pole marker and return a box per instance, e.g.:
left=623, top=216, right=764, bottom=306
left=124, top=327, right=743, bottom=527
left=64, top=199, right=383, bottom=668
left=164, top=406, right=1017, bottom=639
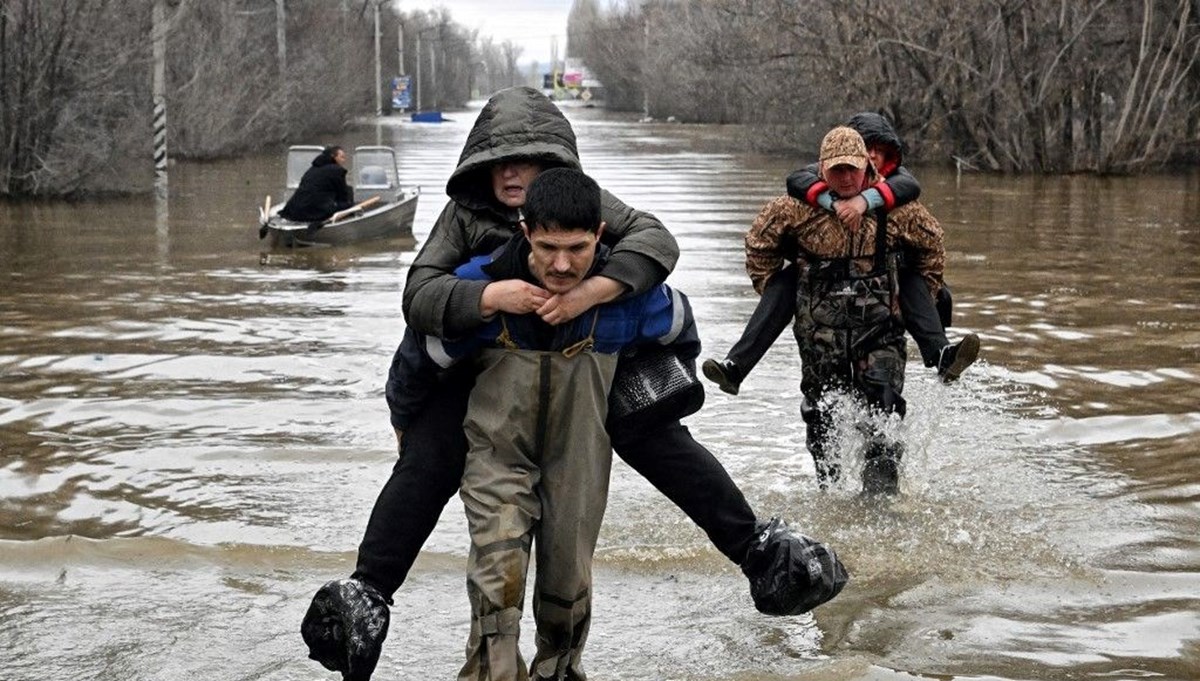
left=152, top=0, right=168, bottom=200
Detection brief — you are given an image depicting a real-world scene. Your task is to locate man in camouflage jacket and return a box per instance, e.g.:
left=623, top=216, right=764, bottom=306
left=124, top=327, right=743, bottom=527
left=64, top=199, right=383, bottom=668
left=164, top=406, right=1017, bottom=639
left=744, top=126, right=945, bottom=494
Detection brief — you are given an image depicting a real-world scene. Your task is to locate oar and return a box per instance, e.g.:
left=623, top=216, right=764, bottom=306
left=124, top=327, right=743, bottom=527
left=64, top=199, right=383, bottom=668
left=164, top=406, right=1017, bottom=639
left=257, top=195, right=272, bottom=239
left=300, top=196, right=383, bottom=239
left=325, top=195, right=382, bottom=225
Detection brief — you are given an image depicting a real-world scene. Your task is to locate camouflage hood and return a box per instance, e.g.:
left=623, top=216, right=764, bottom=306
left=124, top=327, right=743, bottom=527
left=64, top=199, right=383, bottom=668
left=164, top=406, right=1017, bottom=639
left=446, top=87, right=582, bottom=212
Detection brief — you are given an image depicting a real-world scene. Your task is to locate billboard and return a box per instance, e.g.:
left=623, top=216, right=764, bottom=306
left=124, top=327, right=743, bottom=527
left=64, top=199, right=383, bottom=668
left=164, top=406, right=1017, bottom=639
left=391, top=76, right=412, bottom=111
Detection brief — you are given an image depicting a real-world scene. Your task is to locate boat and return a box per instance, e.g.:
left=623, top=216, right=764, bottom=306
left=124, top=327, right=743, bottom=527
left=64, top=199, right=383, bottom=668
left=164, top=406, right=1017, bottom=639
left=258, top=145, right=419, bottom=248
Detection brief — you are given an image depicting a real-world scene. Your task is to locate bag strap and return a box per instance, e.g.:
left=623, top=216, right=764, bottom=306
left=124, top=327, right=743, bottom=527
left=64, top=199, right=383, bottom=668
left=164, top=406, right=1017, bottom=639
left=873, top=207, right=889, bottom=273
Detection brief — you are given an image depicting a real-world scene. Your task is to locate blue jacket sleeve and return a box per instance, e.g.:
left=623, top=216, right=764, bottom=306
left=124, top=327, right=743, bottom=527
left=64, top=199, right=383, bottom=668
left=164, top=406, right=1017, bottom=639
left=635, top=285, right=701, bottom=361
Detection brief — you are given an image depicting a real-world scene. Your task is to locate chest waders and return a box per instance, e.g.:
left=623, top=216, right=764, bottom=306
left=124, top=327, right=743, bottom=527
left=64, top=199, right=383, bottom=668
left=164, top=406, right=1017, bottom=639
left=458, top=313, right=615, bottom=681
left=793, top=211, right=908, bottom=493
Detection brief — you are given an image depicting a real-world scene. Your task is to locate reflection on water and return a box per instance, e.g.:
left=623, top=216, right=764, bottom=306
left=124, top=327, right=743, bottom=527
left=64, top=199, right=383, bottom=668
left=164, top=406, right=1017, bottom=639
left=1, top=106, right=1198, bottom=681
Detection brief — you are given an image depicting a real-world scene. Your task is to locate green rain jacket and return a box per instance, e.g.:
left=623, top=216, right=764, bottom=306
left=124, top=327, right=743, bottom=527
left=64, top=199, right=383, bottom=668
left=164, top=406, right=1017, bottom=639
left=402, top=86, right=679, bottom=338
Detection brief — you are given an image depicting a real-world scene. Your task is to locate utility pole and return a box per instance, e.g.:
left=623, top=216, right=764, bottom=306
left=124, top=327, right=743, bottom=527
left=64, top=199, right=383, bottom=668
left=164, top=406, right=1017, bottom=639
left=428, top=34, right=437, bottom=110
left=413, top=25, right=440, bottom=112
left=276, top=0, right=287, bottom=134
left=551, top=34, right=558, bottom=90
left=373, top=1, right=382, bottom=116
left=275, top=0, right=287, bottom=81
left=395, top=18, right=405, bottom=112
left=641, top=8, right=650, bottom=121
left=152, top=0, right=169, bottom=200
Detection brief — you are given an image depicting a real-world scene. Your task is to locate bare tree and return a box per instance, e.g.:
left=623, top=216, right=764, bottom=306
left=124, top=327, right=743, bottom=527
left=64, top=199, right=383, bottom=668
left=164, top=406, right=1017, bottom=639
left=0, top=0, right=150, bottom=195
left=574, top=0, right=1200, bottom=173
left=501, top=40, right=524, bottom=88
left=388, top=8, right=478, bottom=110
left=0, top=1, right=498, bottom=196
left=1102, top=0, right=1200, bottom=170
left=569, top=1, right=644, bottom=111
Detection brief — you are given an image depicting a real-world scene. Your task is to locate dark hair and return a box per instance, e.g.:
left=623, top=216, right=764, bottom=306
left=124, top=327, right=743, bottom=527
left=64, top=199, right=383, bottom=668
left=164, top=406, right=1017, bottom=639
left=312, top=145, right=345, bottom=168
left=521, top=167, right=601, bottom=233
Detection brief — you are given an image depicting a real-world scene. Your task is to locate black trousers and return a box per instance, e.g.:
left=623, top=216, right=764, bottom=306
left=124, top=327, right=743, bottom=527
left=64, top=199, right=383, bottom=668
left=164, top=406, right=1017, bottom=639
left=354, top=365, right=758, bottom=599
left=898, top=269, right=950, bottom=367
left=726, top=263, right=949, bottom=375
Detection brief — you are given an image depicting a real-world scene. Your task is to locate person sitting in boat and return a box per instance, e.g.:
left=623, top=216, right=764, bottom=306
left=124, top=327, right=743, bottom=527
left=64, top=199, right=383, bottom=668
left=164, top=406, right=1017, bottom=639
left=279, top=145, right=354, bottom=222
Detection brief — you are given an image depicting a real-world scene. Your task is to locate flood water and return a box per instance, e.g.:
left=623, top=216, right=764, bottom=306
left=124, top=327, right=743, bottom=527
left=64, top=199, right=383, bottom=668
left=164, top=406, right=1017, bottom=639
left=2, top=104, right=1198, bottom=681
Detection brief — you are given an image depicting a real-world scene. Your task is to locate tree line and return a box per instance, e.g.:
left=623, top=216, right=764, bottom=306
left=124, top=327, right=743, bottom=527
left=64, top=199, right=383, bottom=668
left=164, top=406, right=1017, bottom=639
left=0, top=0, right=529, bottom=198
left=570, top=0, right=1200, bottom=173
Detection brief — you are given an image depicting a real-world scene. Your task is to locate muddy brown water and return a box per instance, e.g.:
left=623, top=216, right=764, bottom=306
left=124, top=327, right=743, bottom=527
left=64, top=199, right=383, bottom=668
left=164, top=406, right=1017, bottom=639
left=2, top=105, right=1198, bottom=681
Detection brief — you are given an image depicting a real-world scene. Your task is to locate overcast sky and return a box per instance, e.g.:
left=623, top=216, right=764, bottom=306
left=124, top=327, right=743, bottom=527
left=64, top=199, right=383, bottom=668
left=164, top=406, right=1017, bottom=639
left=401, top=0, right=572, bottom=66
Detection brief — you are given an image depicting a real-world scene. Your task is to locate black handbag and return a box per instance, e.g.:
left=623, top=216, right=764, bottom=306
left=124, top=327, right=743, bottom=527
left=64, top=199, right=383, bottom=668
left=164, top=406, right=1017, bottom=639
left=608, top=344, right=705, bottom=431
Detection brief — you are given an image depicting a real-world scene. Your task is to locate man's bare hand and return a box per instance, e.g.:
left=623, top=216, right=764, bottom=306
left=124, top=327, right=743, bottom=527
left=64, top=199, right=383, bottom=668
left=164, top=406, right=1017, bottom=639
left=480, top=279, right=551, bottom=317
left=393, top=427, right=404, bottom=453
left=834, top=194, right=868, bottom=231
left=538, top=276, right=625, bottom=326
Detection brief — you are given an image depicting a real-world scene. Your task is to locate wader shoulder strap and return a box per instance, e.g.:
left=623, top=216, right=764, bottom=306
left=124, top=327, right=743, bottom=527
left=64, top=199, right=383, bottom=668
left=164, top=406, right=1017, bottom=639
left=562, top=309, right=600, bottom=358
left=496, top=315, right=519, bottom=349
left=873, top=208, right=889, bottom=273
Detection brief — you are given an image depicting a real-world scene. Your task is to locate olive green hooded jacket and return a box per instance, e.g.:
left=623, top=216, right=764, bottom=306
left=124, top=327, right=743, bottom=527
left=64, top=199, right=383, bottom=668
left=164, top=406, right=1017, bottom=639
left=402, top=86, right=679, bottom=338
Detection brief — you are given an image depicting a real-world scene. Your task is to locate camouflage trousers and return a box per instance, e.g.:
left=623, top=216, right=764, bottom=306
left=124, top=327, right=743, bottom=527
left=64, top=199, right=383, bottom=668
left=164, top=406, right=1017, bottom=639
left=458, top=349, right=615, bottom=681
left=794, top=270, right=907, bottom=487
